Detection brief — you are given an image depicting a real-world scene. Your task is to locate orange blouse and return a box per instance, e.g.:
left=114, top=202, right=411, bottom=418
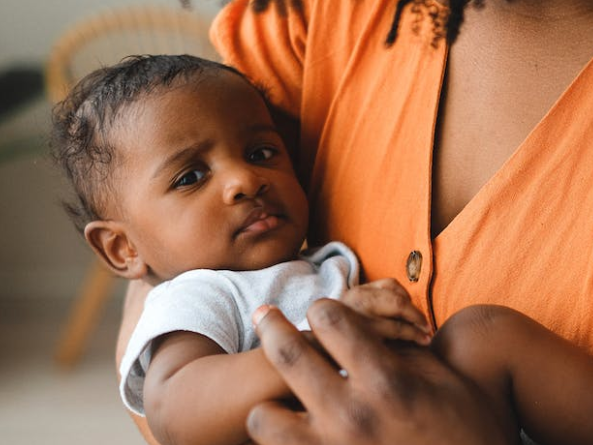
left=211, top=0, right=593, bottom=353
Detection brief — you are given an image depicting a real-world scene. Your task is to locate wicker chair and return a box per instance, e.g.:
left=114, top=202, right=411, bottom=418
left=47, top=4, right=218, bottom=369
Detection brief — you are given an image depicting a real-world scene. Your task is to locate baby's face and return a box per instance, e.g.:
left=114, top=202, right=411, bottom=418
left=109, top=70, right=308, bottom=281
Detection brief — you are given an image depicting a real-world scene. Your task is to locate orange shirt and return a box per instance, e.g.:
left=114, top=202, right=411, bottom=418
left=211, top=0, right=593, bottom=353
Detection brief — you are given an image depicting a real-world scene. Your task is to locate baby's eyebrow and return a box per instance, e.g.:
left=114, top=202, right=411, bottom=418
left=152, top=141, right=212, bottom=180
left=248, top=123, right=279, bottom=135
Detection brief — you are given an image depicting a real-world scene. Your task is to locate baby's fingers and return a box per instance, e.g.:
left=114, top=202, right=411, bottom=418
left=342, top=278, right=431, bottom=333
left=369, top=317, right=432, bottom=346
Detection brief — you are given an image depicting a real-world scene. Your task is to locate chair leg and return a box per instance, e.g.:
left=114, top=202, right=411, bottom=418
left=54, top=260, right=115, bottom=368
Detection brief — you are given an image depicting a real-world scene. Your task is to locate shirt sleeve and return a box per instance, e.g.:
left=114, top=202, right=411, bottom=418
left=118, top=271, right=243, bottom=416
left=209, top=0, right=310, bottom=116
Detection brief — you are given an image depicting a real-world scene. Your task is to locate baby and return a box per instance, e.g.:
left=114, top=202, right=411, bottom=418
left=51, top=54, right=431, bottom=445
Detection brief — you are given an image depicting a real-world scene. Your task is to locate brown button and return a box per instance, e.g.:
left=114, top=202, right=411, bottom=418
left=406, top=250, right=422, bottom=282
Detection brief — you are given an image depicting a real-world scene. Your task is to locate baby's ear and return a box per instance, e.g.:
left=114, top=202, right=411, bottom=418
left=84, top=221, right=147, bottom=280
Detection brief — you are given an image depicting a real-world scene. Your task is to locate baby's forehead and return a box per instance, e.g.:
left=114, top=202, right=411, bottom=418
left=171, top=66, right=254, bottom=91
left=140, top=70, right=267, bottom=117
left=109, top=68, right=269, bottom=147
left=129, top=70, right=256, bottom=108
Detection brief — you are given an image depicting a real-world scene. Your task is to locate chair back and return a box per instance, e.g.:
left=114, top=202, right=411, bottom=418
left=46, top=4, right=218, bottom=103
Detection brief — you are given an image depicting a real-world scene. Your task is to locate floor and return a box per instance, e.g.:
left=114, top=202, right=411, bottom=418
left=0, top=294, right=146, bottom=445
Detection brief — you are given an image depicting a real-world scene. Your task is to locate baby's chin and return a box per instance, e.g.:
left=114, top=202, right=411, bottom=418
left=228, top=242, right=304, bottom=272
left=234, top=252, right=298, bottom=271
left=151, top=238, right=306, bottom=279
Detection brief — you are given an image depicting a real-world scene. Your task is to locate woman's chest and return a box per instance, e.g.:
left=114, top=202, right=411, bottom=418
left=304, top=16, right=593, bottom=348
left=431, top=27, right=593, bottom=237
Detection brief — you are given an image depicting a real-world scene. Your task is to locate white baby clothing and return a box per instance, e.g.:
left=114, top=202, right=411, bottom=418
left=119, top=242, right=359, bottom=415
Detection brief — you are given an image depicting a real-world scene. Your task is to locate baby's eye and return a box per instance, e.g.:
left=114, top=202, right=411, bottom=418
left=174, top=169, right=208, bottom=188
left=248, top=147, right=276, bottom=163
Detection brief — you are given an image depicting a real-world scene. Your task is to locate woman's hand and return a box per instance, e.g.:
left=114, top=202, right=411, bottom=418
left=248, top=300, right=513, bottom=445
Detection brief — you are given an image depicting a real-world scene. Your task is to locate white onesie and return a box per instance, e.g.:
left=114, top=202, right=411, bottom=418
left=119, top=241, right=359, bottom=415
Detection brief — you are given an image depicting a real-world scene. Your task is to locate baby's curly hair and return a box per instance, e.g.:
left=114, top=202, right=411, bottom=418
left=51, top=54, right=245, bottom=235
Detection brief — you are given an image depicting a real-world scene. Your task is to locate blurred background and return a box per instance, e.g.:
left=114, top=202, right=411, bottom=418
left=0, top=1, right=221, bottom=443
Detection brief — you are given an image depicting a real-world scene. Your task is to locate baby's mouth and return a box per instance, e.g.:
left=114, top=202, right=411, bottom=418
left=234, top=207, right=282, bottom=238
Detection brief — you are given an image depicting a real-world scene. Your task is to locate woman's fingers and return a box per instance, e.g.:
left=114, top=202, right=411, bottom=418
left=253, top=305, right=347, bottom=415
left=305, top=298, right=399, bottom=380
left=370, top=318, right=432, bottom=345
left=247, top=401, right=315, bottom=445
left=251, top=303, right=510, bottom=445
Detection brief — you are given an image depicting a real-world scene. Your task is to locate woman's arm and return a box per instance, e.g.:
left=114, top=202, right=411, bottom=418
left=116, top=280, right=161, bottom=445
left=432, top=305, right=593, bottom=445
left=143, top=332, right=291, bottom=445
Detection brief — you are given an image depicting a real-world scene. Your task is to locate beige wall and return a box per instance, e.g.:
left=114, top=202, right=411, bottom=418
left=0, top=131, right=94, bottom=301
left=0, top=0, right=219, bottom=66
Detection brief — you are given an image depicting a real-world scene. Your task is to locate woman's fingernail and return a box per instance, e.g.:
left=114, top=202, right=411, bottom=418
left=252, top=304, right=273, bottom=327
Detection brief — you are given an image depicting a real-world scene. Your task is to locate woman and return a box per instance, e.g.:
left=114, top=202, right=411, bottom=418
left=118, top=0, right=593, bottom=443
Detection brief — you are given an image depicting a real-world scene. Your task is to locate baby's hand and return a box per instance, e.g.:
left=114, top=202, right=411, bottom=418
left=340, top=278, right=433, bottom=345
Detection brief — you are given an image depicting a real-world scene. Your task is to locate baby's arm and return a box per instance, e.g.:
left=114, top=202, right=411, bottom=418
left=141, top=278, right=429, bottom=445
left=431, top=305, right=593, bottom=445
left=143, top=332, right=290, bottom=445
left=142, top=278, right=431, bottom=445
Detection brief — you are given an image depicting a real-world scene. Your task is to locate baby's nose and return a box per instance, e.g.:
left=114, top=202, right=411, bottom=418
left=222, top=168, right=269, bottom=204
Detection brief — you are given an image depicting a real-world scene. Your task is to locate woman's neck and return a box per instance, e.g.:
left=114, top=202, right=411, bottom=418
left=445, top=0, right=593, bottom=52
left=436, top=0, right=593, bottom=21
left=489, top=0, right=593, bottom=22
